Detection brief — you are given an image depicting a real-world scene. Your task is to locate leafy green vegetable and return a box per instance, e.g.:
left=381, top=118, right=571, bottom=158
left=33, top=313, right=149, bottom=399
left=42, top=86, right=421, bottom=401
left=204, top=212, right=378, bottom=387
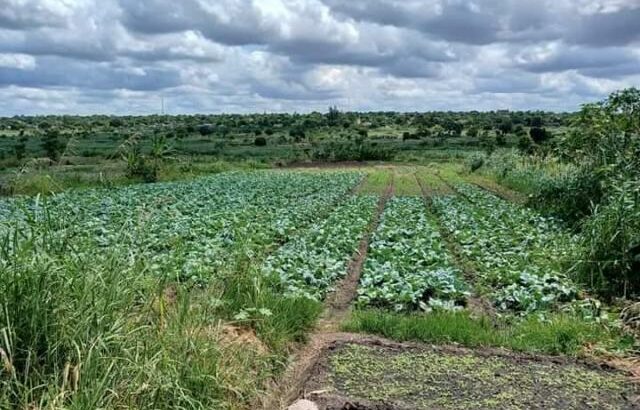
left=432, top=184, right=578, bottom=314
left=263, top=195, right=377, bottom=300
left=358, top=196, right=468, bottom=311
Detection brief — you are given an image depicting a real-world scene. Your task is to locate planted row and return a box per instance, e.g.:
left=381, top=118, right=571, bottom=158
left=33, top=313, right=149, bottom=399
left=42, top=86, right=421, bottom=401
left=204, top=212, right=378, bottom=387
left=432, top=184, right=577, bottom=314
left=262, top=195, right=377, bottom=300
left=1, top=171, right=363, bottom=282
left=357, top=196, right=468, bottom=312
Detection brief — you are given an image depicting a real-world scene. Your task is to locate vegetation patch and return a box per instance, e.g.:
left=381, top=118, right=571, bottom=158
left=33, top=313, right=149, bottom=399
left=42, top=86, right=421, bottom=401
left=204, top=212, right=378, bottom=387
left=343, top=310, right=632, bottom=356
left=357, top=196, right=468, bottom=311
left=306, top=342, right=639, bottom=409
left=431, top=184, right=578, bottom=314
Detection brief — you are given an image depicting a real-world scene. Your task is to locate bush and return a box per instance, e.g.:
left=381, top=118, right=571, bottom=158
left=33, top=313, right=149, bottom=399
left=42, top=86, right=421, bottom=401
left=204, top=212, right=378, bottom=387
left=527, top=165, right=603, bottom=226
left=530, top=127, right=549, bottom=144
left=254, top=136, right=267, bottom=146
left=197, top=124, right=215, bottom=136
left=310, top=141, right=395, bottom=162
left=576, top=177, right=640, bottom=298
left=466, top=154, right=485, bottom=172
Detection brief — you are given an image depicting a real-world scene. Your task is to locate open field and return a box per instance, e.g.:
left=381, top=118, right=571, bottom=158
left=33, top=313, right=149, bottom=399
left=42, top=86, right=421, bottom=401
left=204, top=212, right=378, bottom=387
left=2, top=162, right=638, bottom=410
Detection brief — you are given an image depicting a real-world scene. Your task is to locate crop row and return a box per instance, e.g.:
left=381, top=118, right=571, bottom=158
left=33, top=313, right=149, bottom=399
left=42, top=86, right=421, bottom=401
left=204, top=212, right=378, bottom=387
left=432, top=184, right=577, bottom=314
left=262, top=195, right=378, bottom=300
left=357, top=196, right=468, bottom=312
left=1, top=171, right=363, bottom=282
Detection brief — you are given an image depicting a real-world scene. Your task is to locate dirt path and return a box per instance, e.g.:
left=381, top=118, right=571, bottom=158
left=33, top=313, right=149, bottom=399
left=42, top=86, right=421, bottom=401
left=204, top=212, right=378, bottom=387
left=415, top=174, right=494, bottom=318
left=260, top=178, right=394, bottom=409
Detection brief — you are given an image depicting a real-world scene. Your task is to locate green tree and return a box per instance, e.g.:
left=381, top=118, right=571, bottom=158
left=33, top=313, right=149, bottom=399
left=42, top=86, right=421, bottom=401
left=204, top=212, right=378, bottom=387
left=41, top=130, right=63, bottom=161
left=14, top=135, right=27, bottom=160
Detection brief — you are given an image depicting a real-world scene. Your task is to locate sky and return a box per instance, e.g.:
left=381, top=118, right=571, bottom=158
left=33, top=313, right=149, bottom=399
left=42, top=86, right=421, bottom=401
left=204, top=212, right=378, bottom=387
left=0, top=0, right=639, bottom=115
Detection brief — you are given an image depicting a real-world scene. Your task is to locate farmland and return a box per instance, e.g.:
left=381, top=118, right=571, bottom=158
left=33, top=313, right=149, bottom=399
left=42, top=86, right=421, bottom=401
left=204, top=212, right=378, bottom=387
left=1, top=161, right=638, bottom=410
left=0, top=87, right=638, bottom=410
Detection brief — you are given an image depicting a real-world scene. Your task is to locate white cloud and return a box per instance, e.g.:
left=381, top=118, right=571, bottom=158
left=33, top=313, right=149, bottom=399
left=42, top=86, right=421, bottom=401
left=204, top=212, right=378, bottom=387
left=0, top=0, right=638, bottom=115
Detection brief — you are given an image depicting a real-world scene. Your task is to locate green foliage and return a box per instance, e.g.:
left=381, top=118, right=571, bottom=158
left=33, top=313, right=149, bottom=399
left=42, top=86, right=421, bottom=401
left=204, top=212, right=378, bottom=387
left=13, top=135, right=27, bottom=161
left=357, top=197, right=468, bottom=311
left=529, top=127, right=549, bottom=144
left=466, top=153, right=485, bottom=172
left=577, top=176, right=640, bottom=297
left=254, top=136, right=267, bottom=146
left=0, top=170, right=364, bottom=408
left=263, top=195, right=375, bottom=300
left=41, top=129, right=64, bottom=161
left=119, top=134, right=174, bottom=182
left=527, top=164, right=603, bottom=226
left=311, top=141, right=395, bottom=162
left=432, top=184, right=578, bottom=314
left=344, top=310, right=628, bottom=356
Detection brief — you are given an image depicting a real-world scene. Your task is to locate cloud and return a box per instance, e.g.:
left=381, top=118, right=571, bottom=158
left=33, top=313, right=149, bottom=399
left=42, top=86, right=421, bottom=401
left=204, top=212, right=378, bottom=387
left=0, top=0, right=638, bottom=115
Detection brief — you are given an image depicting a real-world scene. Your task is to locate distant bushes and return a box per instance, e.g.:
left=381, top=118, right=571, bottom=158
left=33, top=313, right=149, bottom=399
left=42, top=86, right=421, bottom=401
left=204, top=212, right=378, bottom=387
left=310, top=141, right=395, bottom=162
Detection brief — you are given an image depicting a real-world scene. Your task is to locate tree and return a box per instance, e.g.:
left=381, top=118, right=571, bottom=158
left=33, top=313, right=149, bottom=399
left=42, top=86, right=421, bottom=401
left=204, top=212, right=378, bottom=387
left=466, top=126, right=479, bottom=138
left=289, top=127, right=306, bottom=142
left=327, top=105, right=341, bottom=126
left=497, top=118, right=513, bottom=134
left=518, top=135, right=534, bottom=154
left=41, top=130, right=63, bottom=161
left=197, top=124, right=215, bottom=136
left=530, top=115, right=543, bottom=127
left=14, top=135, right=27, bottom=160
left=529, top=127, right=548, bottom=144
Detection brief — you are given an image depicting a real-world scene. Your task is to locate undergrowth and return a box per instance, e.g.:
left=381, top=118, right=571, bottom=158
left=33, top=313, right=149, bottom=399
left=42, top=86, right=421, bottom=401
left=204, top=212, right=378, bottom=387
left=344, top=310, right=634, bottom=356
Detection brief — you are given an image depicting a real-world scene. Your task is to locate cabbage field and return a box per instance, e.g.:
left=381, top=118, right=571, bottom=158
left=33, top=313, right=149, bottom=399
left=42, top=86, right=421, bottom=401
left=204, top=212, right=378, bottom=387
left=0, top=167, right=630, bottom=410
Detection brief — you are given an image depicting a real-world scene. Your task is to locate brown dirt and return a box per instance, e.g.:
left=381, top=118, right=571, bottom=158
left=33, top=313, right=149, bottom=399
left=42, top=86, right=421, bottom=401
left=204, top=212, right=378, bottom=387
left=219, top=324, right=269, bottom=355
left=281, top=161, right=378, bottom=169
left=302, top=340, right=640, bottom=410
left=260, top=178, right=394, bottom=410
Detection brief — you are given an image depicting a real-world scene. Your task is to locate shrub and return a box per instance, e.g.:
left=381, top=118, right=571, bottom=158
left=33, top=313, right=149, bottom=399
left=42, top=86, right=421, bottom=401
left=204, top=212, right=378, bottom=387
left=530, top=127, right=549, bottom=144
left=527, top=165, right=603, bottom=226
left=466, top=154, right=485, bottom=172
left=576, top=177, right=640, bottom=298
left=197, top=124, right=215, bottom=136
left=254, top=136, right=267, bottom=146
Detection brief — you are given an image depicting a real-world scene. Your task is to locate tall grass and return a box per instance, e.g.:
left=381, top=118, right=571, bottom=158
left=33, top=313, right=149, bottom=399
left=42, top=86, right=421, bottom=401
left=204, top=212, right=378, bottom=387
left=0, top=199, right=321, bottom=409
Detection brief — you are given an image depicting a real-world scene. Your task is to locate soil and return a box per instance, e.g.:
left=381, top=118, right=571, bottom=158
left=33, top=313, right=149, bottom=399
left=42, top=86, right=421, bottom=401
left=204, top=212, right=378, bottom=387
left=302, top=340, right=640, bottom=410
left=259, top=178, right=394, bottom=409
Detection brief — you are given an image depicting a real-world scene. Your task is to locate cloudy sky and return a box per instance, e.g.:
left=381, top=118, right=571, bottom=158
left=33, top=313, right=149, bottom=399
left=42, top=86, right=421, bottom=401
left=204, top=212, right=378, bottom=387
left=0, top=0, right=639, bottom=115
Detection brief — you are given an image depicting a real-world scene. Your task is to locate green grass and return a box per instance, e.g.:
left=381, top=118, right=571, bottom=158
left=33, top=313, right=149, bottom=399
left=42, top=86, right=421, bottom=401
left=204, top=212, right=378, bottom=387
left=343, top=309, right=632, bottom=356
left=0, top=200, right=321, bottom=409
left=358, top=168, right=392, bottom=195
left=0, top=158, right=269, bottom=197
left=392, top=168, right=421, bottom=196
left=415, top=166, right=453, bottom=195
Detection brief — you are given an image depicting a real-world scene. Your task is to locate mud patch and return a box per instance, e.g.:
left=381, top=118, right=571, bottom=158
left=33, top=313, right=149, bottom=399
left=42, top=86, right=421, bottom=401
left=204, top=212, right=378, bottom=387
left=302, top=341, right=640, bottom=410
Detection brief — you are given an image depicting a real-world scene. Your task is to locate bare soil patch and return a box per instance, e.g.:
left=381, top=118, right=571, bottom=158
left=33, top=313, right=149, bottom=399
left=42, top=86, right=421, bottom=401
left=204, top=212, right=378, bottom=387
left=302, top=340, right=640, bottom=410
